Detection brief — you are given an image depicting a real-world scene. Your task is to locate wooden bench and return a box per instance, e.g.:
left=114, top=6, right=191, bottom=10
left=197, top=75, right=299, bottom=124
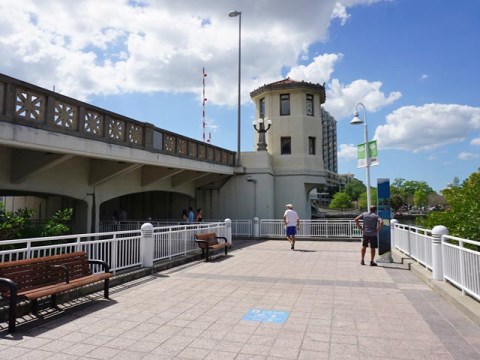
left=0, top=251, right=112, bottom=333
left=194, top=233, right=230, bottom=262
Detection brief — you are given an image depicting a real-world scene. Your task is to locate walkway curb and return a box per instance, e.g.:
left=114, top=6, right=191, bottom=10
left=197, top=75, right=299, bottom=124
left=392, top=248, right=480, bottom=326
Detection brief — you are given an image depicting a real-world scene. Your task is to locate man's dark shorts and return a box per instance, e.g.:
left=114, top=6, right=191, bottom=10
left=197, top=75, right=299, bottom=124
left=286, top=226, right=297, bottom=236
left=362, top=235, right=378, bottom=248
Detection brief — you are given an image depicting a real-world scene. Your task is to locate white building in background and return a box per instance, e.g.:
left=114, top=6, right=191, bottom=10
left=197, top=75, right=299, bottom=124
left=201, top=78, right=347, bottom=221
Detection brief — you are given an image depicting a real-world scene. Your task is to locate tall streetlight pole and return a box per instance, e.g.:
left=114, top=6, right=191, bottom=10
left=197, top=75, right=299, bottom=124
left=228, top=10, right=242, bottom=166
left=351, top=103, right=372, bottom=210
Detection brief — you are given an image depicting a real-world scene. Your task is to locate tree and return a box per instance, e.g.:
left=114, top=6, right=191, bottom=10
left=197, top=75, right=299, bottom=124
left=390, top=194, right=404, bottom=212
left=419, top=171, right=480, bottom=241
left=329, top=192, right=352, bottom=211
left=344, top=179, right=365, bottom=202
left=357, top=188, right=377, bottom=210
left=391, top=178, right=436, bottom=209
left=413, top=189, right=428, bottom=208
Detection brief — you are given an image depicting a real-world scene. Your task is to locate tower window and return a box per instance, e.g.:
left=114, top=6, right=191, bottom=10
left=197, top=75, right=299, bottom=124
left=306, top=94, right=314, bottom=116
left=280, top=94, right=290, bottom=116
left=259, top=98, right=265, bottom=118
left=281, top=137, right=291, bottom=154
left=309, top=137, right=316, bottom=155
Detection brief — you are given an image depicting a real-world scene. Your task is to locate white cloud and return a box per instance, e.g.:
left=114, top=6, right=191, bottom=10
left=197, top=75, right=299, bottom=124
left=471, top=137, right=480, bottom=146
left=0, top=0, right=352, bottom=105
left=324, top=79, right=402, bottom=120
left=337, top=144, right=358, bottom=161
left=287, top=53, right=343, bottom=85
left=420, top=74, right=428, bottom=80
left=375, top=104, right=480, bottom=152
left=331, top=3, right=351, bottom=25
left=458, top=152, right=480, bottom=160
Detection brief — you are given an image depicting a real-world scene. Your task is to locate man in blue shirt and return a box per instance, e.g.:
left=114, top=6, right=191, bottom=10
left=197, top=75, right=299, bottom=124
left=188, top=207, right=195, bottom=223
left=354, top=206, right=384, bottom=266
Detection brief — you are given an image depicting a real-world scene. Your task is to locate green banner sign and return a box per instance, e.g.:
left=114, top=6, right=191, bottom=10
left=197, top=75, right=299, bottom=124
left=357, top=140, right=379, bottom=168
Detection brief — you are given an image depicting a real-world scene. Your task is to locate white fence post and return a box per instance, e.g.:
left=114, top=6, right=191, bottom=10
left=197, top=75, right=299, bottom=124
left=141, top=222, right=154, bottom=268
left=432, top=225, right=448, bottom=281
left=253, top=217, right=259, bottom=238
left=390, top=219, right=399, bottom=249
left=225, top=218, right=233, bottom=245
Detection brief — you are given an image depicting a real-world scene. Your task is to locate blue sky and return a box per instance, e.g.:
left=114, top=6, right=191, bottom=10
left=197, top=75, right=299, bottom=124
left=1, top=0, right=479, bottom=192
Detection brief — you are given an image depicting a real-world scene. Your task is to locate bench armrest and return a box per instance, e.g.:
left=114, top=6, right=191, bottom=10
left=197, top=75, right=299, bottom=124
left=50, top=264, right=70, bottom=284
left=216, top=237, right=228, bottom=244
left=88, top=259, right=111, bottom=273
left=0, top=277, right=18, bottom=298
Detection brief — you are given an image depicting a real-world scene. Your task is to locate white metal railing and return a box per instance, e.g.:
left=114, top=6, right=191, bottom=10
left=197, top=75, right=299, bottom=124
left=259, top=219, right=361, bottom=239
left=100, top=219, right=252, bottom=237
left=442, top=235, right=480, bottom=301
left=0, top=230, right=143, bottom=273
left=231, top=220, right=253, bottom=236
left=100, top=220, right=185, bottom=232
left=393, top=222, right=480, bottom=301
left=0, top=222, right=229, bottom=274
left=152, top=222, right=228, bottom=261
left=393, top=223, right=433, bottom=270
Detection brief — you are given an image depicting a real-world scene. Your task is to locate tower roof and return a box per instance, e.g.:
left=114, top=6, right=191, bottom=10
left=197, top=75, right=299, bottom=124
left=250, top=78, right=326, bottom=103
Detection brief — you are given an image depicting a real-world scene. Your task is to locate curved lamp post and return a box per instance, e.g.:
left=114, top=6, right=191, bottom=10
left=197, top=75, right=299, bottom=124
left=228, top=10, right=242, bottom=166
left=252, top=117, right=272, bottom=151
left=351, top=103, right=372, bottom=210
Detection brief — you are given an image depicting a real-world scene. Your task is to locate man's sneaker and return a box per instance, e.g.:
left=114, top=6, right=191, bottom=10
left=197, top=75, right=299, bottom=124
left=361, top=260, right=365, bottom=265
left=291, top=244, right=294, bottom=250
left=370, top=261, right=378, bottom=266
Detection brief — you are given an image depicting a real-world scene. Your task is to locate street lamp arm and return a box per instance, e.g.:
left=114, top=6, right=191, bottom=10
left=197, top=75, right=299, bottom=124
left=352, top=102, right=372, bottom=210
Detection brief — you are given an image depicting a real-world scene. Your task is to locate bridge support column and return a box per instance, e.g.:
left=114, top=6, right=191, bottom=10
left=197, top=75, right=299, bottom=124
left=432, top=225, right=448, bottom=281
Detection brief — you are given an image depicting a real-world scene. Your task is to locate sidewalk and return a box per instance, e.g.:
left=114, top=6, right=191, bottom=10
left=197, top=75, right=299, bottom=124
left=1, top=239, right=480, bottom=359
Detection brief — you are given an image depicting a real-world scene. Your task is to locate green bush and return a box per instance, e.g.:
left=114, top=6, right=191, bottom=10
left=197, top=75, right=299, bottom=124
left=0, top=205, right=73, bottom=241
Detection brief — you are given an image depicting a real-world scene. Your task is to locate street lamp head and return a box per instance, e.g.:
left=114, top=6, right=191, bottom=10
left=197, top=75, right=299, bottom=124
left=266, top=119, right=272, bottom=125
left=228, top=10, right=241, bottom=17
left=350, top=111, right=363, bottom=125
left=257, top=118, right=264, bottom=124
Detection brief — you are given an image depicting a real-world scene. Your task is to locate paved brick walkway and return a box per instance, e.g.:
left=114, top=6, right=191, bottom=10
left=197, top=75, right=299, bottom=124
left=1, top=240, right=480, bottom=359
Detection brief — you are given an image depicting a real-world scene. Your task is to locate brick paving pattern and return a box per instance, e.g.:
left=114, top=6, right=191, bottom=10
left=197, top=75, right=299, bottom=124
left=1, top=240, right=479, bottom=359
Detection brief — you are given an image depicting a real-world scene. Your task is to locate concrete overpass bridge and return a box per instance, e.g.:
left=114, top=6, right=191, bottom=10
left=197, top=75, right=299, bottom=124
left=0, top=73, right=236, bottom=233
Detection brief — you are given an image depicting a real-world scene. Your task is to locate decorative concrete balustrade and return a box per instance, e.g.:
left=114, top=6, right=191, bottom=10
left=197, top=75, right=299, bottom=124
left=0, top=73, right=235, bottom=166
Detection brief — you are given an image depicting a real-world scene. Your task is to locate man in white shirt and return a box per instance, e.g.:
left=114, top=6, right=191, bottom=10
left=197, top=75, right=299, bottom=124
left=283, top=204, right=300, bottom=250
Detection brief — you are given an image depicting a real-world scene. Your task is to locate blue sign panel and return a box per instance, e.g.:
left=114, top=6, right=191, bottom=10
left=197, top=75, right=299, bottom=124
left=242, top=309, right=289, bottom=324
left=377, top=178, right=391, bottom=256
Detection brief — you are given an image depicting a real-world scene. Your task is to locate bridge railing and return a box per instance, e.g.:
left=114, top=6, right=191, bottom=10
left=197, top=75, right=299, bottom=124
left=100, top=219, right=359, bottom=239
left=100, top=219, right=251, bottom=237
left=0, top=222, right=229, bottom=274
left=442, top=235, right=480, bottom=301
left=0, top=73, right=235, bottom=166
left=392, top=223, right=433, bottom=270
left=260, top=219, right=361, bottom=239
left=392, top=222, right=480, bottom=301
